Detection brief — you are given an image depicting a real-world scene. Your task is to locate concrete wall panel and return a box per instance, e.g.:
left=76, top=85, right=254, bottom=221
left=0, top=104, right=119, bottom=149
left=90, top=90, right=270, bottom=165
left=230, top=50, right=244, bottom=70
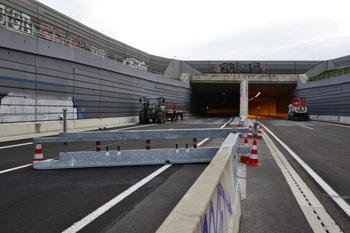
left=75, top=49, right=102, bottom=68
left=36, top=67, right=73, bottom=80
left=36, top=56, right=74, bottom=73
left=0, top=47, right=36, bottom=66
left=36, top=74, right=74, bottom=87
left=37, top=38, right=76, bottom=62
left=0, top=28, right=38, bottom=54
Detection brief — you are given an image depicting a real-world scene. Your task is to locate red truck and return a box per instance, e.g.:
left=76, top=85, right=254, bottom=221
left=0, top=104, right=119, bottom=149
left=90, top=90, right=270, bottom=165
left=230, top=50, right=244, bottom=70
left=288, top=97, right=310, bottom=121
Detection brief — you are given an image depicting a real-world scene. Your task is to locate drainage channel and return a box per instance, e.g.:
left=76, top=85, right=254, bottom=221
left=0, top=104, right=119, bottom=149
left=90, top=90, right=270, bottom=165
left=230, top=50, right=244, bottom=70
left=263, top=131, right=343, bottom=233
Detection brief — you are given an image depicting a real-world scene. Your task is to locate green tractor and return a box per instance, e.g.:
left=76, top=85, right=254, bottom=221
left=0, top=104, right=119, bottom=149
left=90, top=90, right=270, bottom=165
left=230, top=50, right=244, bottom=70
left=139, top=97, right=166, bottom=124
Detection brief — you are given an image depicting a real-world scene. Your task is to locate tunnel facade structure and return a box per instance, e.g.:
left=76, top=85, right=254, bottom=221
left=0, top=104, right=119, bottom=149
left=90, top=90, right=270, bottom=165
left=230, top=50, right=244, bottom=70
left=188, top=73, right=303, bottom=119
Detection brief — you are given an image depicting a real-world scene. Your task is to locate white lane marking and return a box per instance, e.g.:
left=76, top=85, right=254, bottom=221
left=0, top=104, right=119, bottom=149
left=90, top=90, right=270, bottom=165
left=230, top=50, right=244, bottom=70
left=301, top=125, right=314, bottom=130
left=0, top=159, right=55, bottom=174
left=62, top=164, right=172, bottom=233
left=109, top=124, right=152, bottom=131
left=263, top=132, right=342, bottom=233
left=0, top=164, right=32, bottom=174
left=197, top=117, right=233, bottom=147
left=261, top=122, right=350, bottom=218
left=313, top=121, right=350, bottom=129
left=0, top=142, right=33, bottom=150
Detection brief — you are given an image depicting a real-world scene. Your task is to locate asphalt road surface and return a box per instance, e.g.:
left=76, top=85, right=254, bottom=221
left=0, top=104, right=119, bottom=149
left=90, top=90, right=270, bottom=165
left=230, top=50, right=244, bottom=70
left=260, top=119, right=350, bottom=233
left=1, top=117, right=349, bottom=233
left=0, top=116, right=231, bottom=233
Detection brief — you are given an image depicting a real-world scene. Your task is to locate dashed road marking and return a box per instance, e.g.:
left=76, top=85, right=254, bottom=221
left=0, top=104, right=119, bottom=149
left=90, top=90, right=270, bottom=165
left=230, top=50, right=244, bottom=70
left=301, top=125, right=314, bottom=130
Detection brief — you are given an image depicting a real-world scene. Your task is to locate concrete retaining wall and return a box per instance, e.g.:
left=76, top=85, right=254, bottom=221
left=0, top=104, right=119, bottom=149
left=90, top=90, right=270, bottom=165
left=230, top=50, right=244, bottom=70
left=157, top=133, right=242, bottom=233
left=0, top=116, right=138, bottom=138
left=310, top=115, right=350, bottom=125
left=0, top=28, right=191, bottom=123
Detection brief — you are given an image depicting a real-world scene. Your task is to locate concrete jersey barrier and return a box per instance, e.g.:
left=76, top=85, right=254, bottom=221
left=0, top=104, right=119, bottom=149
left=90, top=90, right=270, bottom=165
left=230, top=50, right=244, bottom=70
left=157, top=133, right=242, bottom=233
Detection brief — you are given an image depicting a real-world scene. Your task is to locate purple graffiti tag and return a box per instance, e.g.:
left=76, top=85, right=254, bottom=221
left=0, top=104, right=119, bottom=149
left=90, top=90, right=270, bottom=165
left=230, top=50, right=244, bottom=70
left=202, top=183, right=233, bottom=233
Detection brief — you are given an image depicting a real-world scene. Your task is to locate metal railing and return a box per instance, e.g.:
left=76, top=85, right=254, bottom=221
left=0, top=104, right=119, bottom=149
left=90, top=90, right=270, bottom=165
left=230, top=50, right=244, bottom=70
left=0, top=11, right=168, bottom=76
left=308, top=66, right=350, bottom=82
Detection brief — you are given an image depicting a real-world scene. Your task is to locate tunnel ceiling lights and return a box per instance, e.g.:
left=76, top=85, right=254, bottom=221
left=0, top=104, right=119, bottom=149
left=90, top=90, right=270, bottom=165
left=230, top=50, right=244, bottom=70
left=249, top=92, right=261, bottom=102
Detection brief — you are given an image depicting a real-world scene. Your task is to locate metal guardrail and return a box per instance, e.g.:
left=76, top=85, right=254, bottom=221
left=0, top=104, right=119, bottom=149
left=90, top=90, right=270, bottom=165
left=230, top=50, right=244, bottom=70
left=32, top=126, right=249, bottom=169
left=34, top=128, right=240, bottom=143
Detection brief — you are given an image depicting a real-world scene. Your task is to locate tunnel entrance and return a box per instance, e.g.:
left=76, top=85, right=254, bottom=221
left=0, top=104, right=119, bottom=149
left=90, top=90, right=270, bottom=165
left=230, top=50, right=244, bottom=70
left=190, top=82, right=296, bottom=118
left=191, top=83, right=240, bottom=116
left=248, top=83, right=296, bottom=118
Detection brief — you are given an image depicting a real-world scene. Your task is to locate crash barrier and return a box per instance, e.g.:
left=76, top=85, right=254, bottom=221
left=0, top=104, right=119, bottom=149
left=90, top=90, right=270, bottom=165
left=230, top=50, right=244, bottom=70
left=32, top=128, right=249, bottom=169
left=157, top=133, right=245, bottom=233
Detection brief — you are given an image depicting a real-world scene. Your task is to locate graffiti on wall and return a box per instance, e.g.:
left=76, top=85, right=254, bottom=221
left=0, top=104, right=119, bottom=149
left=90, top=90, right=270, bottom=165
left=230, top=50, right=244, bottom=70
left=1, top=3, right=148, bottom=69
left=214, top=62, right=265, bottom=74
left=0, top=3, right=32, bottom=33
left=38, top=22, right=83, bottom=48
left=123, top=57, right=149, bottom=71
left=202, top=183, right=233, bottom=233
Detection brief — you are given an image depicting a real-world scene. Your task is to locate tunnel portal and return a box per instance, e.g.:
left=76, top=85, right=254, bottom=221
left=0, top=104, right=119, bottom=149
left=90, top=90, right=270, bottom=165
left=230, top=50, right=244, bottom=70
left=188, top=73, right=300, bottom=118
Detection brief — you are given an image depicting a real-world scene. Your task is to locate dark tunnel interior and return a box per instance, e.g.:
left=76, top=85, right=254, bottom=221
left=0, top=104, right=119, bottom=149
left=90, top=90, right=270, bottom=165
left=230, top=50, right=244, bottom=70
left=190, top=82, right=296, bottom=118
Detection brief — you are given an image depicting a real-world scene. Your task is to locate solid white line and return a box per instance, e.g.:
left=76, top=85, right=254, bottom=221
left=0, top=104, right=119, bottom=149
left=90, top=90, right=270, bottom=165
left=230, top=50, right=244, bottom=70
left=0, top=158, right=56, bottom=175
left=109, top=124, right=152, bottom=131
left=0, top=142, right=33, bottom=150
left=261, top=122, right=350, bottom=218
left=301, top=125, right=314, bottom=130
left=0, top=164, right=32, bottom=174
left=62, top=164, right=172, bottom=233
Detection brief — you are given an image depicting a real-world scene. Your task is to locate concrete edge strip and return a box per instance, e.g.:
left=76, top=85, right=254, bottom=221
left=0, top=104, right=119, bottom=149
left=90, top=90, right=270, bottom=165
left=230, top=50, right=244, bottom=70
left=261, top=122, right=350, bottom=218
left=262, top=130, right=343, bottom=233
left=62, top=164, right=172, bottom=233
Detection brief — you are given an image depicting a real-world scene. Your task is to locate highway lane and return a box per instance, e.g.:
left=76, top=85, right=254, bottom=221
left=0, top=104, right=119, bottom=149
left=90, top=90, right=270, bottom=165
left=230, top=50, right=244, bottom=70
left=260, top=119, right=350, bottom=232
left=0, top=116, right=232, bottom=233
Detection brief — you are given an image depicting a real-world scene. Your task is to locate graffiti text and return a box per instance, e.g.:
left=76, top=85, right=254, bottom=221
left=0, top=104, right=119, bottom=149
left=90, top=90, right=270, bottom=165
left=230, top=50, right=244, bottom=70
left=0, top=4, right=32, bottom=33
left=214, top=62, right=262, bottom=74
left=202, top=183, right=233, bottom=233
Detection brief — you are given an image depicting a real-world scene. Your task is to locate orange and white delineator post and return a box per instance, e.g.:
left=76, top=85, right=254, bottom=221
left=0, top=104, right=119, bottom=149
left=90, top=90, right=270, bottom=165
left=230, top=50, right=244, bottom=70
left=247, top=139, right=260, bottom=167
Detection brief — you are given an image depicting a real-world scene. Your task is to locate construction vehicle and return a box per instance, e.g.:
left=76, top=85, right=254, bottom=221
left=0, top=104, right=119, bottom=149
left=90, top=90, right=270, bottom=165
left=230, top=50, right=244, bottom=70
left=139, top=97, right=166, bottom=124
left=163, top=102, right=188, bottom=121
left=288, top=97, right=310, bottom=121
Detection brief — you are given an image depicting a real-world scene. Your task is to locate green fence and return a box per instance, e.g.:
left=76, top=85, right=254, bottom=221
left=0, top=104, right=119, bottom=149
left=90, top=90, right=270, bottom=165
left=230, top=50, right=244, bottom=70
left=308, top=66, right=350, bottom=82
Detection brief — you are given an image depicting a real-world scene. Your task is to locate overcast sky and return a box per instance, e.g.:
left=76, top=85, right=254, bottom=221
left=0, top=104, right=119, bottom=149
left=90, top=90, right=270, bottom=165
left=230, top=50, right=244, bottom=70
left=37, top=0, right=350, bottom=61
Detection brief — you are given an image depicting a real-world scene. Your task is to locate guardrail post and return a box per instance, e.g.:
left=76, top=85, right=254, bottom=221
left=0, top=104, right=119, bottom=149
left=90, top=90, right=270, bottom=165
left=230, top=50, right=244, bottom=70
left=146, top=140, right=150, bottom=150
left=63, top=109, right=67, bottom=153
left=193, top=138, right=197, bottom=148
